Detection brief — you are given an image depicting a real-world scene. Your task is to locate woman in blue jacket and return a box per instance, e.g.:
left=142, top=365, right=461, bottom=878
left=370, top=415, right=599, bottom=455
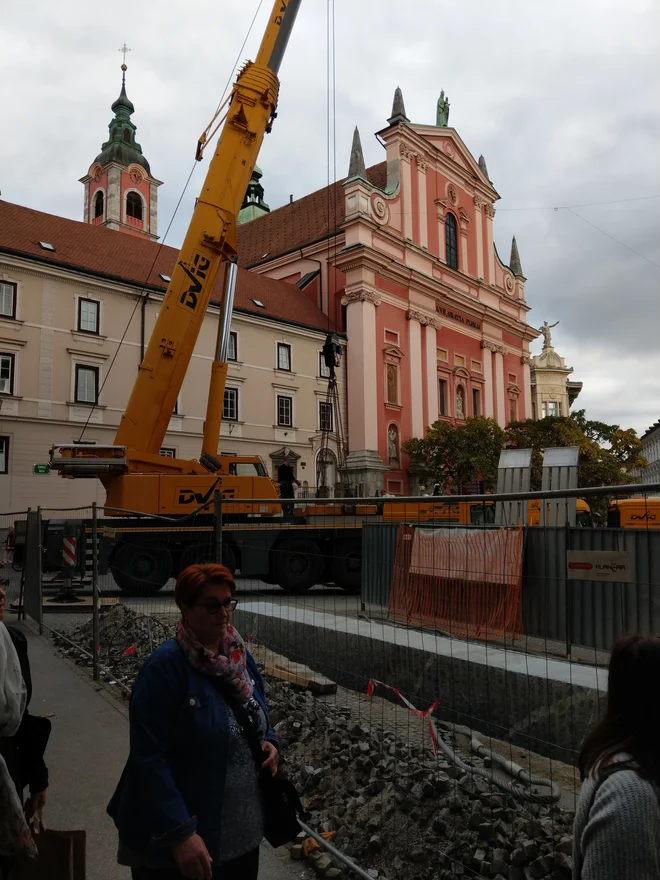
left=108, top=563, right=279, bottom=880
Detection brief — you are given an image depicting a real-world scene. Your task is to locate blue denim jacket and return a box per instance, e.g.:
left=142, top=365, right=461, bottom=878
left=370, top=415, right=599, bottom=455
left=107, top=639, right=276, bottom=864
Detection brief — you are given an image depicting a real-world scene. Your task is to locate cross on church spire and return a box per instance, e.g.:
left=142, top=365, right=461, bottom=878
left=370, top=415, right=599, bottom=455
left=119, top=43, right=131, bottom=66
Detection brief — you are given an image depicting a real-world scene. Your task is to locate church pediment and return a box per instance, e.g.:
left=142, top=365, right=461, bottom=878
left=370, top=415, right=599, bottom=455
left=383, top=344, right=405, bottom=361
left=410, top=125, right=498, bottom=196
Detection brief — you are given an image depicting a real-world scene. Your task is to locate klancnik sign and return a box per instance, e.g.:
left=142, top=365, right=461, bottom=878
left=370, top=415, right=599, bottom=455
left=32, top=463, right=51, bottom=475
left=567, top=550, right=631, bottom=583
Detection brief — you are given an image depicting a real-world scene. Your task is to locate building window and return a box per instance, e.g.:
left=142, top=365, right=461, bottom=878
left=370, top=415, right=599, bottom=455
left=94, top=191, right=104, bottom=219
left=228, top=332, right=238, bottom=362
left=0, top=436, right=8, bottom=474
left=75, top=365, right=99, bottom=404
left=0, top=353, right=15, bottom=395
left=542, top=401, right=561, bottom=418
left=0, top=282, right=17, bottom=319
left=277, top=395, right=293, bottom=427
left=445, top=213, right=458, bottom=269
left=78, top=298, right=100, bottom=334
left=126, top=192, right=143, bottom=221
left=160, top=447, right=176, bottom=458
left=472, top=388, right=480, bottom=416
left=386, top=364, right=398, bottom=405
left=277, top=343, right=291, bottom=371
left=319, top=401, right=333, bottom=432
left=509, top=398, right=518, bottom=423
left=223, top=388, right=238, bottom=421
left=439, top=378, right=448, bottom=416
left=319, top=352, right=331, bottom=378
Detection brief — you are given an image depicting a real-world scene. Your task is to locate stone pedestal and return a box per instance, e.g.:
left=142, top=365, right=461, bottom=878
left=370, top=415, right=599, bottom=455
left=345, top=450, right=388, bottom=497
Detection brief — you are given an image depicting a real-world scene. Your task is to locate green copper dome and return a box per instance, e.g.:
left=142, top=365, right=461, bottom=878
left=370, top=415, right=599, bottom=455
left=95, top=68, right=150, bottom=174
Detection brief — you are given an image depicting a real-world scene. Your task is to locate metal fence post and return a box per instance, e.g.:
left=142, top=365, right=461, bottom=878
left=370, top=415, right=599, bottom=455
left=564, top=517, right=572, bottom=658
left=214, top=492, right=223, bottom=565
left=92, top=502, right=100, bottom=682
left=36, top=508, right=43, bottom=635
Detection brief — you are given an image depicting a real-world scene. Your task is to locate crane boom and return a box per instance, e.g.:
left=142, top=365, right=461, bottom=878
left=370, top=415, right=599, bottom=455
left=115, top=0, right=301, bottom=456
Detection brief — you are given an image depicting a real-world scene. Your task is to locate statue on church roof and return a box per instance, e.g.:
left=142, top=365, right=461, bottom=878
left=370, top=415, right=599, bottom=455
left=436, top=91, right=450, bottom=127
left=539, top=320, right=559, bottom=349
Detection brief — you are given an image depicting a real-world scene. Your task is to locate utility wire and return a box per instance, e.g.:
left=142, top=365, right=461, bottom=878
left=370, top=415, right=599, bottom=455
left=562, top=206, right=660, bottom=270
left=498, top=193, right=660, bottom=211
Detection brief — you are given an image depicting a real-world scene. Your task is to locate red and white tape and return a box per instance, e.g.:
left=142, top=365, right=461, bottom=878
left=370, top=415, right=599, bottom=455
left=367, top=678, right=440, bottom=754
left=62, top=536, right=76, bottom=568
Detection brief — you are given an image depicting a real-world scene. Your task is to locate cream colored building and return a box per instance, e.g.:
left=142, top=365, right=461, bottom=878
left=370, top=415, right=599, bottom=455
left=530, top=321, right=582, bottom=419
left=0, top=202, right=345, bottom=511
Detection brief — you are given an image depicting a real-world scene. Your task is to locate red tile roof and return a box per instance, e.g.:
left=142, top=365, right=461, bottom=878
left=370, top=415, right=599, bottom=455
left=0, top=200, right=336, bottom=333
left=237, top=162, right=388, bottom=267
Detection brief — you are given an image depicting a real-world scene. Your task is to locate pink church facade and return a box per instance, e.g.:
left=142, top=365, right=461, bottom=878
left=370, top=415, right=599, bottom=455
left=239, top=90, right=538, bottom=495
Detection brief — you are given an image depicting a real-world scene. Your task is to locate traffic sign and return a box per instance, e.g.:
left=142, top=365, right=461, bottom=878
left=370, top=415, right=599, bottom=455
left=32, top=463, right=51, bottom=475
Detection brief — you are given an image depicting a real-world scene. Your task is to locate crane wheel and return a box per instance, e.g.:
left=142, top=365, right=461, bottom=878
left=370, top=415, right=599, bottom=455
left=273, top=539, right=323, bottom=594
left=110, top=542, right=173, bottom=597
left=179, top=543, right=237, bottom=576
left=333, top=539, right=362, bottom=593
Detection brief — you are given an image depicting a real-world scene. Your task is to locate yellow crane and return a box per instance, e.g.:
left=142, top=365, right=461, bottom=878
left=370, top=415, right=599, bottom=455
left=50, top=0, right=302, bottom=517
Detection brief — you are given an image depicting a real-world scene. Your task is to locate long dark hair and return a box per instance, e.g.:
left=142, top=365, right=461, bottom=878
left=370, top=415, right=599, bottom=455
left=579, top=634, right=660, bottom=782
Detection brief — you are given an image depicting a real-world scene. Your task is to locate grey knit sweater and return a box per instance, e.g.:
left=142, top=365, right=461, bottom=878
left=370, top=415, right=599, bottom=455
left=573, top=755, right=660, bottom=879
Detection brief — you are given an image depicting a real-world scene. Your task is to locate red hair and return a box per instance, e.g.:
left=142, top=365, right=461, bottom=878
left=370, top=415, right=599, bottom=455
left=174, top=563, right=235, bottom=609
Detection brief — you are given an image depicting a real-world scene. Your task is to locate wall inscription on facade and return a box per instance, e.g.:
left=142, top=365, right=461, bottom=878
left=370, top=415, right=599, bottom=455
left=435, top=304, right=480, bottom=330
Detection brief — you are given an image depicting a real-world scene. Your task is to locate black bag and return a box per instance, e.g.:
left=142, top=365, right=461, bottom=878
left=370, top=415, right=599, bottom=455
left=220, top=688, right=304, bottom=848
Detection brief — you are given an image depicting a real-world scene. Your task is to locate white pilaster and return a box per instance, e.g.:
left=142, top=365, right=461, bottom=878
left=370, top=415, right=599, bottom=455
left=408, top=317, right=424, bottom=437
left=473, top=197, right=484, bottom=280
left=482, top=345, right=494, bottom=418
left=149, top=182, right=159, bottom=237
left=522, top=361, right=532, bottom=420
left=417, top=161, right=428, bottom=250
left=401, top=154, right=413, bottom=241
left=494, top=349, right=506, bottom=426
left=344, top=293, right=380, bottom=451
left=485, top=204, right=495, bottom=284
left=106, top=165, right=121, bottom=228
left=425, top=323, right=438, bottom=426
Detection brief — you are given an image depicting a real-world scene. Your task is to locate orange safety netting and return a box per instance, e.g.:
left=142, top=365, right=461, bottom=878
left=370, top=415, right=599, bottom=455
left=388, top=525, right=524, bottom=640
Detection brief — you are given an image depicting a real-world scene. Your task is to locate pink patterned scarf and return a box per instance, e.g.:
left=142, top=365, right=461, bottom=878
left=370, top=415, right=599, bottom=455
left=176, top=621, right=253, bottom=704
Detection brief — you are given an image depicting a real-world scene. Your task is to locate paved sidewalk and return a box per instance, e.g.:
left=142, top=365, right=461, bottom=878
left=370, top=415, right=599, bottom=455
left=12, top=618, right=309, bottom=880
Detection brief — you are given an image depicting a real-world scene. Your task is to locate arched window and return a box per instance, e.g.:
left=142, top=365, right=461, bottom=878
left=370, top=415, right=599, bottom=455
left=126, top=191, right=143, bottom=222
left=123, top=129, right=131, bottom=143
left=445, top=213, right=458, bottom=269
left=93, top=191, right=104, bottom=219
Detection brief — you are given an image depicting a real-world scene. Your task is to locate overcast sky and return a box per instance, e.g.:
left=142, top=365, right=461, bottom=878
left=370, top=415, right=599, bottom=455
left=2, top=0, right=659, bottom=435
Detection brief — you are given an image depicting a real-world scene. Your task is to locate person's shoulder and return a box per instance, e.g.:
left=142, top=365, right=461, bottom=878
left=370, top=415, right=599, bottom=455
left=138, top=638, right=184, bottom=677
left=594, top=764, right=660, bottom=821
left=6, top=624, right=27, bottom=652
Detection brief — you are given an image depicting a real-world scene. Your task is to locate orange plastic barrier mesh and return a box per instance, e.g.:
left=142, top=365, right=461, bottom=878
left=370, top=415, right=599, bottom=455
left=388, top=525, right=524, bottom=640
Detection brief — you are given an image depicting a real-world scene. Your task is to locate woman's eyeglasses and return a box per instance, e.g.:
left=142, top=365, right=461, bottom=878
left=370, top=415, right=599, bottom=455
left=196, top=598, right=238, bottom=615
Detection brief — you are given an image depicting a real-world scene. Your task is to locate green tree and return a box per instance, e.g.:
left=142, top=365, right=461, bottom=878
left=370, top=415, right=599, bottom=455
left=402, top=417, right=505, bottom=493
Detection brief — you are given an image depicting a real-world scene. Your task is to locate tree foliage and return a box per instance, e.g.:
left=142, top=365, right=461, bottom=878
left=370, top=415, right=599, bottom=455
left=402, top=417, right=505, bottom=493
left=402, top=412, right=646, bottom=501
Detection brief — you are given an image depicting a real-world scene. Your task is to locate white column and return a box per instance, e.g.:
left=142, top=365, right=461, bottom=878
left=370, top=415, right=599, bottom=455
left=425, top=323, right=438, bottom=426
left=401, top=152, right=413, bottom=241
left=522, top=361, right=533, bottom=420
left=482, top=346, right=494, bottom=418
left=485, top=204, right=495, bottom=284
left=473, top=197, right=484, bottom=280
left=106, top=165, right=121, bottom=227
left=345, top=295, right=379, bottom=451
left=494, top=349, right=506, bottom=426
left=408, top=317, right=424, bottom=437
left=417, top=161, right=428, bottom=249
left=149, top=182, right=159, bottom=237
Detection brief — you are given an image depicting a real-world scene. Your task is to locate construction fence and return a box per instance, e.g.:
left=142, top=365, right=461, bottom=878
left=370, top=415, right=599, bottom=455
left=2, top=484, right=660, bottom=880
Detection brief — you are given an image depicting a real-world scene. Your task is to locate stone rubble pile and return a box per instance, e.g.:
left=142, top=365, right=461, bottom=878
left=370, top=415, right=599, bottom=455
left=54, top=607, right=575, bottom=880
left=53, top=605, right=174, bottom=688
left=266, top=679, right=575, bottom=880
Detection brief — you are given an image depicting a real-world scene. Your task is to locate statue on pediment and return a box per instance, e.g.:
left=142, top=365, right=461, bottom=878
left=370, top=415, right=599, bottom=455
left=539, top=320, right=559, bottom=349
left=436, top=91, right=450, bottom=127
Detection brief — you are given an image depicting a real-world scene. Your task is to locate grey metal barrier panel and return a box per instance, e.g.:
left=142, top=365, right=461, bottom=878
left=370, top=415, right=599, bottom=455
left=361, top=521, right=399, bottom=607
left=23, top=510, right=43, bottom=627
left=523, top=527, right=660, bottom=652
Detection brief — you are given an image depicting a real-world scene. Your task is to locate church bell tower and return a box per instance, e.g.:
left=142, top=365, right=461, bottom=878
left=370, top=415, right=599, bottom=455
left=80, top=52, right=162, bottom=241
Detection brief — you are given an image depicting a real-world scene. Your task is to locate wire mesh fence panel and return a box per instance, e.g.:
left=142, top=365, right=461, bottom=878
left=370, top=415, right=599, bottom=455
left=5, top=484, right=660, bottom=878
left=0, top=508, right=29, bottom=611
